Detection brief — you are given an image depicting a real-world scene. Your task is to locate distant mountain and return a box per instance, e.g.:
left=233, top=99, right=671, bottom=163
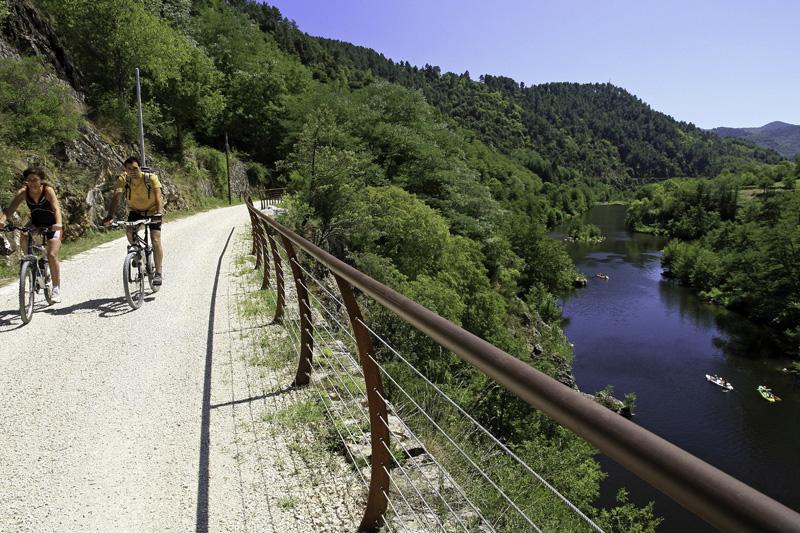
left=710, top=121, right=800, bottom=158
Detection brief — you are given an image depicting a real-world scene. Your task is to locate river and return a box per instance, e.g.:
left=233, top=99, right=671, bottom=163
left=555, top=204, right=800, bottom=531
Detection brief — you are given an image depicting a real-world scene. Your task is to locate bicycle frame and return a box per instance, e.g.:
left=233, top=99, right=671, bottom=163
left=112, top=219, right=159, bottom=308
left=4, top=224, right=48, bottom=277
left=3, top=223, right=52, bottom=323
left=113, top=219, right=154, bottom=258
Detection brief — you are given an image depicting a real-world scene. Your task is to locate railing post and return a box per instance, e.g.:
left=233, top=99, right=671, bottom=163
left=333, top=275, right=390, bottom=531
left=247, top=201, right=257, bottom=257
left=257, top=220, right=270, bottom=290
left=254, top=224, right=263, bottom=271
left=247, top=204, right=266, bottom=273
left=265, top=227, right=285, bottom=324
left=281, top=236, right=313, bottom=386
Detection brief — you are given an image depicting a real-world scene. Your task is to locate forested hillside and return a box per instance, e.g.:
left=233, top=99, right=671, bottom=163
left=227, top=0, right=781, bottom=188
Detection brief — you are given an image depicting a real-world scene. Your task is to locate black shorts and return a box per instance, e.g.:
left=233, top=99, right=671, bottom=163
left=128, top=211, right=161, bottom=231
left=26, top=223, right=62, bottom=241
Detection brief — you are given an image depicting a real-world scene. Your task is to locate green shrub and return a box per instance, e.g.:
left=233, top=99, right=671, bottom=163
left=195, top=146, right=227, bottom=196
left=0, top=57, right=82, bottom=149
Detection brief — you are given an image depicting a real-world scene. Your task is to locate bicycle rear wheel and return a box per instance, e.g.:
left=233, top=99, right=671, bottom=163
left=123, top=252, right=145, bottom=310
left=19, top=260, right=35, bottom=324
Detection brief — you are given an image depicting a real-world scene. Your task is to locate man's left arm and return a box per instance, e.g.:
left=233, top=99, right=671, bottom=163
left=154, top=179, right=164, bottom=219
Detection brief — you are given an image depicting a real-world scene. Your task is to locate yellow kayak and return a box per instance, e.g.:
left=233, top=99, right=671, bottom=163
left=757, top=385, right=781, bottom=402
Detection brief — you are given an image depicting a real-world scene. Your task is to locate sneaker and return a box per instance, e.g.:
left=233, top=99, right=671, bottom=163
left=152, top=272, right=162, bottom=286
left=51, top=285, right=61, bottom=303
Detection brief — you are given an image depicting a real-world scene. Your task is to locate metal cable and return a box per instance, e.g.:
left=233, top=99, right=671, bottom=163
left=360, top=318, right=602, bottom=531
left=379, top=441, right=449, bottom=532
left=309, top=319, right=471, bottom=531
left=284, top=260, right=493, bottom=530
left=371, top=369, right=522, bottom=531
left=380, top=464, right=440, bottom=531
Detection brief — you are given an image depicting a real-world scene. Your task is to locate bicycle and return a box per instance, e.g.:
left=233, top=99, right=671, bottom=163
left=112, top=219, right=160, bottom=310
left=2, top=224, right=54, bottom=324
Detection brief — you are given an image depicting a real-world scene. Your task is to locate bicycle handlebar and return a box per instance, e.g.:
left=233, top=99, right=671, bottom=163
left=111, top=219, right=153, bottom=227
left=2, top=224, right=34, bottom=234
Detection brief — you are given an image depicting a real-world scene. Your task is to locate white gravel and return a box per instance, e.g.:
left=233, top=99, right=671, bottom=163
left=0, top=205, right=253, bottom=531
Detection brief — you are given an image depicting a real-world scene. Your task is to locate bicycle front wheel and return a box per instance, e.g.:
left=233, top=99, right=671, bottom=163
left=19, top=260, right=35, bottom=324
left=43, top=261, right=54, bottom=305
left=123, top=252, right=145, bottom=310
left=146, top=249, right=160, bottom=294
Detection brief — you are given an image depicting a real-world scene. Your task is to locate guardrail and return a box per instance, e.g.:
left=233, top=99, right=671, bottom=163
left=259, top=188, right=285, bottom=210
left=244, top=197, right=800, bottom=532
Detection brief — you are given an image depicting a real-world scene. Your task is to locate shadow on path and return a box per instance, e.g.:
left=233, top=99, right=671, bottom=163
left=0, top=301, right=52, bottom=331
left=42, top=296, right=154, bottom=318
left=210, top=385, right=296, bottom=410
left=196, top=227, right=235, bottom=533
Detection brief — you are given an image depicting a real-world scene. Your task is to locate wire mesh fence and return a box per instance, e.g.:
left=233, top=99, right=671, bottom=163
left=244, top=198, right=800, bottom=533
left=259, top=218, right=602, bottom=532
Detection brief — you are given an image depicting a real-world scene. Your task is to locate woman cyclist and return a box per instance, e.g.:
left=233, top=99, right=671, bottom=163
left=0, top=167, right=63, bottom=302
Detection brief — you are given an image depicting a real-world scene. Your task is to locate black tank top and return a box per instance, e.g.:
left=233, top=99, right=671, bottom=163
left=26, top=185, right=56, bottom=227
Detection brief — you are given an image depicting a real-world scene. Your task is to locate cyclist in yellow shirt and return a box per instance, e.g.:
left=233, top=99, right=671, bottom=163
left=103, top=156, right=165, bottom=286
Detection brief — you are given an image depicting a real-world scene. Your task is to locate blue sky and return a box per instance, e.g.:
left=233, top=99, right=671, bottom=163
left=265, top=0, right=798, bottom=129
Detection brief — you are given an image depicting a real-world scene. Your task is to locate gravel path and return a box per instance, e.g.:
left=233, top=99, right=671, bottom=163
left=207, top=229, right=364, bottom=532
left=0, top=205, right=253, bottom=531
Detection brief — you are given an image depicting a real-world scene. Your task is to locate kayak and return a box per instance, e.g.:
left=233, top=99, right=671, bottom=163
left=757, top=385, right=781, bottom=402
left=705, top=374, right=733, bottom=391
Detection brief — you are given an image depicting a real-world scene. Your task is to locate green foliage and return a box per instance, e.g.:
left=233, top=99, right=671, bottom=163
left=230, top=1, right=780, bottom=187
left=245, top=161, right=269, bottom=188
left=191, top=3, right=310, bottom=163
left=640, top=174, right=800, bottom=352
left=596, top=489, right=662, bottom=532
left=566, top=220, right=604, bottom=243
left=623, top=392, right=638, bottom=417
left=37, top=0, right=224, bottom=156
left=0, top=0, right=9, bottom=21
left=350, top=186, right=450, bottom=278
left=511, top=219, right=578, bottom=295
left=0, top=57, right=81, bottom=149
left=193, top=146, right=227, bottom=196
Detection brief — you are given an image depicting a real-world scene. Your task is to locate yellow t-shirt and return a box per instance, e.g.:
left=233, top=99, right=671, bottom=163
left=115, top=173, right=162, bottom=214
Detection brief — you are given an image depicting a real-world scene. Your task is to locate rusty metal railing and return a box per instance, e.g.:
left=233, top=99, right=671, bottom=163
left=244, top=197, right=800, bottom=532
left=259, top=188, right=285, bottom=210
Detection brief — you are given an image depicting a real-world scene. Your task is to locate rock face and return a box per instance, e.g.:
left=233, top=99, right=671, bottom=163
left=51, top=124, right=188, bottom=235
left=229, top=159, right=249, bottom=200
left=1, top=0, right=83, bottom=91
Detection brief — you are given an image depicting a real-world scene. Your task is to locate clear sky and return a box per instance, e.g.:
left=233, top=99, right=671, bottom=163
left=265, top=0, right=799, bottom=129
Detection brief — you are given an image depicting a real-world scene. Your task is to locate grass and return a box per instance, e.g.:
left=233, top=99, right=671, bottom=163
left=277, top=496, right=296, bottom=510
left=0, top=195, right=242, bottom=286
left=260, top=399, right=325, bottom=429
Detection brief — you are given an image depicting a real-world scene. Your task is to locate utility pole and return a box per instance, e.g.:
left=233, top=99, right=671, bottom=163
left=225, top=132, right=231, bottom=205
left=135, top=68, right=147, bottom=168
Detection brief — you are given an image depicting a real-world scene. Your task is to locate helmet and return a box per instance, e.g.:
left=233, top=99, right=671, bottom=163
left=0, top=234, right=16, bottom=256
